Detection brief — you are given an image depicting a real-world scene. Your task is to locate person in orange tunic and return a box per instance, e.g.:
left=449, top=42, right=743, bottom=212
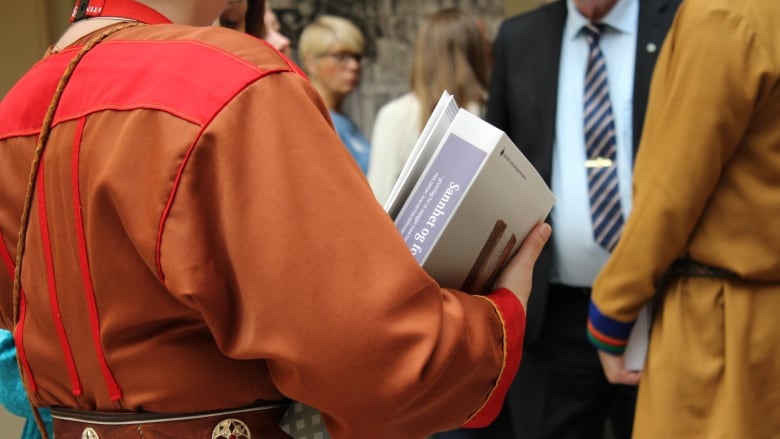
left=0, top=0, right=550, bottom=438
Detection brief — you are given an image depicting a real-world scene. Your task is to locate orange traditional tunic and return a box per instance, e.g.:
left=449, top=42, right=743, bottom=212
left=0, top=14, right=525, bottom=439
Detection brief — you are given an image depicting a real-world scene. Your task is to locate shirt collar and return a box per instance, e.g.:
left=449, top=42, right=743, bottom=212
left=564, top=0, right=638, bottom=40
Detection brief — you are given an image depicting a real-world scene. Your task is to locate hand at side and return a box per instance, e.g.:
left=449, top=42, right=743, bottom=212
left=597, top=350, right=641, bottom=385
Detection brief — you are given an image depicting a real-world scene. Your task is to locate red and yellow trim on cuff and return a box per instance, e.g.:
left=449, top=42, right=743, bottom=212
left=463, top=287, right=525, bottom=428
left=587, top=301, right=633, bottom=355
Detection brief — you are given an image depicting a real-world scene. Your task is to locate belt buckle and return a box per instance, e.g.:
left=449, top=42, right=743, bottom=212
left=212, top=418, right=251, bottom=439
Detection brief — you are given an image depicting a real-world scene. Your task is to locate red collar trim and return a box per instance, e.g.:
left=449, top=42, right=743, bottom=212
left=71, top=0, right=171, bottom=24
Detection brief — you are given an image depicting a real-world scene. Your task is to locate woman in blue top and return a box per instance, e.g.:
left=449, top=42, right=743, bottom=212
left=0, top=330, right=53, bottom=439
left=299, top=15, right=371, bottom=174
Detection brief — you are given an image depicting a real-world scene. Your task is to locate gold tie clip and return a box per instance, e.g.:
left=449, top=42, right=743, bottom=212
left=585, top=157, right=613, bottom=168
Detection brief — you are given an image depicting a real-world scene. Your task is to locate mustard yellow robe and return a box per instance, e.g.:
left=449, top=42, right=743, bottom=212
left=588, top=0, right=780, bottom=437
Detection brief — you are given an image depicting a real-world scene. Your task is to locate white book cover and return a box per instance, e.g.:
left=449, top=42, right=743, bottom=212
left=624, top=303, right=652, bottom=371
left=391, top=94, right=555, bottom=292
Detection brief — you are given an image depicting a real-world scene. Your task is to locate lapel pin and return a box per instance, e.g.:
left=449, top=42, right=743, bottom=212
left=646, top=42, right=657, bottom=53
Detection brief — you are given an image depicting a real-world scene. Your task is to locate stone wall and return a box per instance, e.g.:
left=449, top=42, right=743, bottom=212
left=271, top=0, right=507, bottom=137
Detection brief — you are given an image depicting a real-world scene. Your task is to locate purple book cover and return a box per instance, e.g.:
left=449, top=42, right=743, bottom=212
left=394, top=133, right=487, bottom=264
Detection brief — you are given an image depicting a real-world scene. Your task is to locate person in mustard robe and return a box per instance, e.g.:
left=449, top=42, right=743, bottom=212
left=0, top=0, right=550, bottom=438
left=587, top=0, right=780, bottom=437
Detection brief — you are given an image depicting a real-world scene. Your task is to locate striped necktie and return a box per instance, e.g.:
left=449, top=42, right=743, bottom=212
left=583, top=23, right=624, bottom=252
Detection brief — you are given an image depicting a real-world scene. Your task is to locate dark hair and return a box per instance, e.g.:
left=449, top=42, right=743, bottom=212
left=245, top=0, right=267, bottom=38
left=411, top=8, right=490, bottom=128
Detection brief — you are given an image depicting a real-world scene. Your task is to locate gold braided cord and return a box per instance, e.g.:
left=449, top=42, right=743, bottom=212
left=31, top=408, right=49, bottom=439
left=10, top=22, right=142, bottom=439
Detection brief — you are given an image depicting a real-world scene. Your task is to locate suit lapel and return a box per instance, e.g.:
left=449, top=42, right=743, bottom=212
left=633, top=0, right=679, bottom=153
left=534, top=2, right=567, bottom=180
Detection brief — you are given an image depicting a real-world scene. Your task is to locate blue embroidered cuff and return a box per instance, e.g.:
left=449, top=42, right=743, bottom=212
left=586, top=301, right=634, bottom=354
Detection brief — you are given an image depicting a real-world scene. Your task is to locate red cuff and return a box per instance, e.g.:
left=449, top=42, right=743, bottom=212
left=463, top=287, right=526, bottom=428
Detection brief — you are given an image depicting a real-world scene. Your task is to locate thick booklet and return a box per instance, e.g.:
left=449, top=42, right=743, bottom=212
left=383, top=92, right=460, bottom=219
left=624, top=303, right=651, bottom=371
left=388, top=92, right=555, bottom=292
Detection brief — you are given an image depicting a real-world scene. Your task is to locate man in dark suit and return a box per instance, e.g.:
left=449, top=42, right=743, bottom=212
left=435, top=0, right=680, bottom=438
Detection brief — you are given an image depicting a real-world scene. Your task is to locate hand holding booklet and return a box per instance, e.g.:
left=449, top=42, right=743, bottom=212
left=279, top=92, right=555, bottom=438
left=386, top=91, right=555, bottom=292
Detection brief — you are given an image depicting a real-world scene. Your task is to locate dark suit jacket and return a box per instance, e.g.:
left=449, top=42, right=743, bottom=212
left=485, top=0, right=681, bottom=345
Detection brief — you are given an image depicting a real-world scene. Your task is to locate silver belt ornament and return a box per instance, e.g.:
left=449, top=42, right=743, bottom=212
left=212, top=418, right=252, bottom=439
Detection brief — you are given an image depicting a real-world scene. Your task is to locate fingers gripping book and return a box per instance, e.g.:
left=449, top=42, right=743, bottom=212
left=388, top=91, right=555, bottom=293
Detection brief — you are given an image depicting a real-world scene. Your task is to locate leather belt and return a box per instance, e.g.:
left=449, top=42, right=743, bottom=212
left=51, top=402, right=292, bottom=439
left=667, top=258, right=737, bottom=279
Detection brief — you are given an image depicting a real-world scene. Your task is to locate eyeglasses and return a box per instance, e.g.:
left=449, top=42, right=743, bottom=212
left=321, top=52, right=363, bottom=65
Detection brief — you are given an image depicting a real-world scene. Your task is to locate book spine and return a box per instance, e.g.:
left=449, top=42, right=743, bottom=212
left=394, top=133, right=487, bottom=264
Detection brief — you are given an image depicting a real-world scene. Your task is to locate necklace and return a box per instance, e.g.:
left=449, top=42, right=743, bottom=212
left=52, top=17, right=136, bottom=52
left=51, top=0, right=172, bottom=53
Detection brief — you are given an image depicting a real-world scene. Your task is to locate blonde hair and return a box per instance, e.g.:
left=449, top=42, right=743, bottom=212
left=411, top=8, right=490, bottom=128
left=298, top=15, right=365, bottom=64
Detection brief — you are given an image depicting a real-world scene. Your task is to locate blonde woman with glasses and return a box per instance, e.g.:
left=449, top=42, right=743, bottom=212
left=299, top=15, right=371, bottom=174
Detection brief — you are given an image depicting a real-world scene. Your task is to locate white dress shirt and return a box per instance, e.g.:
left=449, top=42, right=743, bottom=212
left=550, top=0, right=638, bottom=286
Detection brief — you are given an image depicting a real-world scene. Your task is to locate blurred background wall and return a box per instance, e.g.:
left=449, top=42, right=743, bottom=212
left=271, top=0, right=546, bottom=134
left=1, top=0, right=546, bottom=133
left=1, top=0, right=71, bottom=98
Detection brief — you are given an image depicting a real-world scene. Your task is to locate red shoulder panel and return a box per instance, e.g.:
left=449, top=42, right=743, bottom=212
left=0, top=39, right=291, bottom=139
